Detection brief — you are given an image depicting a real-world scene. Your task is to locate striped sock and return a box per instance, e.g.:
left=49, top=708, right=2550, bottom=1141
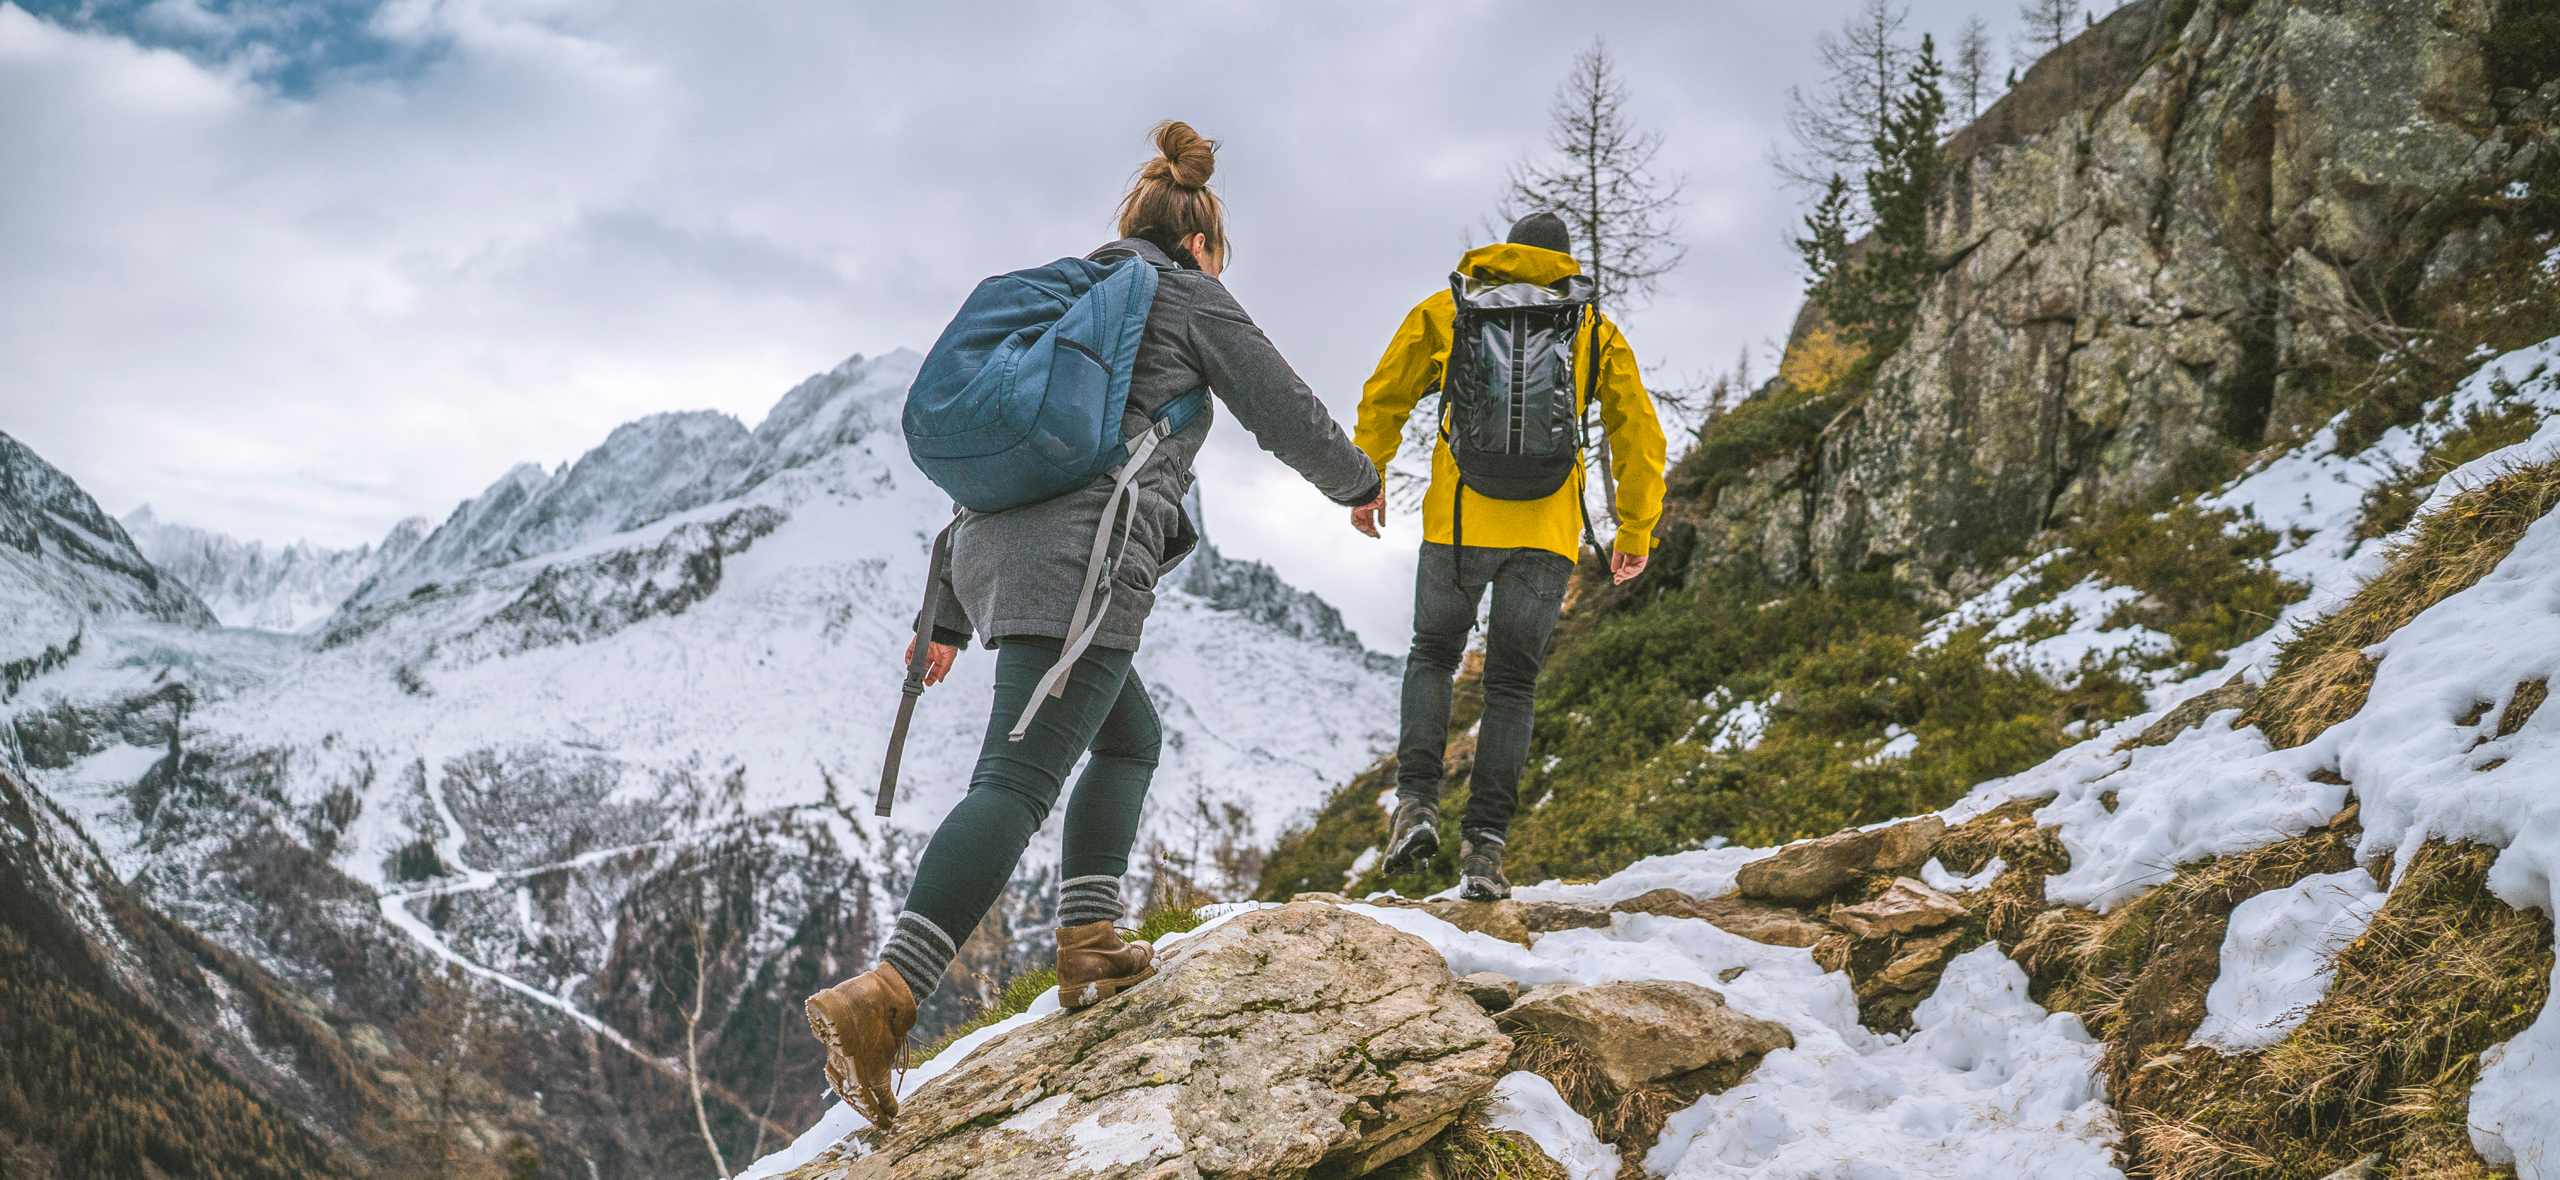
left=1057, top=875, right=1125, bottom=928
left=878, top=911, right=958, bottom=1001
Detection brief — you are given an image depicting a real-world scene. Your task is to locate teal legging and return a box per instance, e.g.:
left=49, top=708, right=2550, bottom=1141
left=900, top=635, right=1160, bottom=942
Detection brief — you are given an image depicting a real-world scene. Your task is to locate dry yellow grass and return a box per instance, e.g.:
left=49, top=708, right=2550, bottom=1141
left=2245, top=460, right=2560, bottom=748
left=2072, top=841, right=2552, bottom=1177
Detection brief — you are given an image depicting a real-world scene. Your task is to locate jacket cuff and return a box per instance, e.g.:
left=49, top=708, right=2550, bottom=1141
left=931, top=625, right=974, bottom=647
left=1329, top=475, right=1384, bottom=508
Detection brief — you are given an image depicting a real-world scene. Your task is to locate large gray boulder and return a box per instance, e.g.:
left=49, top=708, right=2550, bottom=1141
left=1495, top=980, right=1794, bottom=1092
left=790, top=902, right=1511, bottom=1179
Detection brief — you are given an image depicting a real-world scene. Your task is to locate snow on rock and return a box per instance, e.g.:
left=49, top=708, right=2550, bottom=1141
left=0, top=430, right=213, bottom=673
left=2192, top=869, right=2387, bottom=1053
left=1486, top=1071, right=1619, bottom=1180
left=1509, top=842, right=1775, bottom=908
left=1648, top=947, right=2119, bottom=1180
left=1329, top=892, right=2121, bottom=1180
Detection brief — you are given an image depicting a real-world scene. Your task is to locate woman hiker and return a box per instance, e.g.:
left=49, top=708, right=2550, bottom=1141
left=801, top=121, right=1383, bottom=1127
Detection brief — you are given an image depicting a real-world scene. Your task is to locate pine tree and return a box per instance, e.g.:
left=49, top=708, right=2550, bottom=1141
left=1812, top=34, right=1948, bottom=343
left=1499, top=36, right=1688, bottom=308
left=1795, top=174, right=1855, bottom=293
left=1777, top=0, right=1916, bottom=208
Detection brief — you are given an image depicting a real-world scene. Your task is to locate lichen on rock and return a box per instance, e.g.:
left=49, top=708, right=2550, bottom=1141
left=790, top=902, right=1511, bottom=1179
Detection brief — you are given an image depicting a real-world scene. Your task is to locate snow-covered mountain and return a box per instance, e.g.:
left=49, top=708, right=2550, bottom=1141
left=339, top=354, right=909, bottom=613
left=1, top=430, right=212, bottom=695
left=6, top=352, right=1400, bottom=1172
left=124, top=506, right=432, bottom=633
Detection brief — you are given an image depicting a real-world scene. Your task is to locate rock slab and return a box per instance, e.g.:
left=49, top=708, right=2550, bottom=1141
left=1736, top=817, right=1945, bottom=904
left=791, top=902, right=1511, bottom=1180
left=1610, top=888, right=1836, bottom=948
left=1495, top=980, right=1794, bottom=1091
left=1830, top=877, right=1968, bottom=939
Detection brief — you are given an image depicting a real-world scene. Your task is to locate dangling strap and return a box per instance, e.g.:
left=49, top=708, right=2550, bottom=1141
left=876, top=519, right=958, bottom=817
left=1008, top=416, right=1180, bottom=741
left=1449, top=478, right=1467, bottom=588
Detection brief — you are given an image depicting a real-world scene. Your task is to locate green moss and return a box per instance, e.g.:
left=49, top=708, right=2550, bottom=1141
left=1314, top=571, right=2139, bottom=891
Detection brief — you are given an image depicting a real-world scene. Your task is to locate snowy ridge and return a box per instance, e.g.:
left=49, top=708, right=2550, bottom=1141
left=0, top=430, right=212, bottom=678
left=125, top=506, right=431, bottom=633
left=341, top=351, right=916, bottom=612
left=13, top=348, right=1398, bottom=1098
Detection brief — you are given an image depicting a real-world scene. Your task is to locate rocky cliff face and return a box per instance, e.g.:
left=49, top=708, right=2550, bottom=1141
left=1696, top=0, right=2558, bottom=599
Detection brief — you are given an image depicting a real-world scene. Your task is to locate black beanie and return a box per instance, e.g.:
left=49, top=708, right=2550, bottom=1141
left=1506, top=212, right=1571, bottom=255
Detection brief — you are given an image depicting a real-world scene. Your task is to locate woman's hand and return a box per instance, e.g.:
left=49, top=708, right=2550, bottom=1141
left=904, top=639, right=959, bottom=686
left=1351, top=492, right=1385, bottom=538
left=1610, top=551, right=1648, bottom=585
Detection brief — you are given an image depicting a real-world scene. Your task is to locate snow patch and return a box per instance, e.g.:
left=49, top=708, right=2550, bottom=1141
left=2192, top=869, right=2387, bottom=1053
left=1486, top=1071, right=1619, bottom=1180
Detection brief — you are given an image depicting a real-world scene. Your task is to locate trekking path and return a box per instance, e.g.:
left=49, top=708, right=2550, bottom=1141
left=741, top=841, right=2117, bottom=1180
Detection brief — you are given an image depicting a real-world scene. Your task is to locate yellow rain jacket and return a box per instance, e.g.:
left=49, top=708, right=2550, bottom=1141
left=1353, top=243, right=1667, bottom=559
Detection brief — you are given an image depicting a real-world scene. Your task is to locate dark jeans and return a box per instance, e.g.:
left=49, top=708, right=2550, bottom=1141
left=901, top=636, right=1161, bottom=943
left=1397, top=542, right=1574, bottom=838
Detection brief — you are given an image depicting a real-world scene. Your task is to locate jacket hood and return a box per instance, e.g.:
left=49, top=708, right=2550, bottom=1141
left=1454, top=242, right=1581, bottom=286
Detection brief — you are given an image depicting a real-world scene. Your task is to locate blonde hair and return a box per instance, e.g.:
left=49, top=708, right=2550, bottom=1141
left=1115, top=121, right=1227, bottom=260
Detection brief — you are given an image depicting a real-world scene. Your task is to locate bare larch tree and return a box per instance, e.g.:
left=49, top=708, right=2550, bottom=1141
left=2016, top=0, right=2083, bottom=60
left=1954, top=15, right=1999, bottom=121
left=1493, top=35, right=1687, bottom=526
left=1498, top=36, right=1688, bottom=309
left=1776, top=0, right=1915, bottom=209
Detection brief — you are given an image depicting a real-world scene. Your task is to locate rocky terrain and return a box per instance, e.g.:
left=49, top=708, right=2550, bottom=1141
left=11, top=0, right=2560, bottom=1176
left=1694, top=0, right=2560, bottom=601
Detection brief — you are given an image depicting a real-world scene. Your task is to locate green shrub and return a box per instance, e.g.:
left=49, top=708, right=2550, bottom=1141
left=2024, top=502, right=2304, bottom=676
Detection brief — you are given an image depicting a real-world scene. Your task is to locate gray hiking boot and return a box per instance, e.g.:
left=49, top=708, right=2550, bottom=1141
left=1382, top=797, right=1441, bottom=874
left=1458, top=831, right=1511, bottom=901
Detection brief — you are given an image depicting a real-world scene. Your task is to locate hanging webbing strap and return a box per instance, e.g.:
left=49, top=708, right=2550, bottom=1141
left=1007, top=415, right=1181, bottom=741
left=876, top=519, right=957, bottom=817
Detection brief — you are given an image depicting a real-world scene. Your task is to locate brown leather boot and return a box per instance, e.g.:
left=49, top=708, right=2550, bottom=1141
left=1056, top=920, right=1157, bottom=1009
left=803, top=964, right=916, bottom=1125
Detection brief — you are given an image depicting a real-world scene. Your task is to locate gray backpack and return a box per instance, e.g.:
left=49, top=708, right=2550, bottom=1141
left=1437, top=269, right=1603, bottom=551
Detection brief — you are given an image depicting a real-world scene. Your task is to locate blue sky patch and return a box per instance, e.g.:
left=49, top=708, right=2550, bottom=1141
left=20, top=0, right=445, bottom=95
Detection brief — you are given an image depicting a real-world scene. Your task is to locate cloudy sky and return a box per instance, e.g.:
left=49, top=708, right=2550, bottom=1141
left=3, top=0, right=2056, bottom=650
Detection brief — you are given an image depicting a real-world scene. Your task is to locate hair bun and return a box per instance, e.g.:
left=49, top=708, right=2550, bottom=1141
left=1143, top=120, right=1217, bottom=189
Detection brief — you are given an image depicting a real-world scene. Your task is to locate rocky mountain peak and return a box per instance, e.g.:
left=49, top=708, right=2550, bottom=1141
left=342, top=350, right=921, bottom=613
left=1, top=431, right=211, bottom=687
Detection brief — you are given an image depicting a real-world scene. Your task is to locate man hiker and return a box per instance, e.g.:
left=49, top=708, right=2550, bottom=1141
left=1347, top=210, right=1667, bottom=901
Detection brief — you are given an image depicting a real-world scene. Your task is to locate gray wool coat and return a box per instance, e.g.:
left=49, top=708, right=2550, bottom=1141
left=926, top=238, right=1382, bottom=652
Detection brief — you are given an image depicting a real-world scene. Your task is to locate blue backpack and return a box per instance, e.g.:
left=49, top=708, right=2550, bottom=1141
left=874, top=252, right=1210, bottom=815
left=905, top=251, right=1207, bottom=512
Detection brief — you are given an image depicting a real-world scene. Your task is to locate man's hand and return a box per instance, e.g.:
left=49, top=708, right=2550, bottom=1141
left=1351, top=492, right=1385, bottom=538
left=903, top=639, right=958, bottom=686
left=1610, top=550, right=1648, bottom=585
